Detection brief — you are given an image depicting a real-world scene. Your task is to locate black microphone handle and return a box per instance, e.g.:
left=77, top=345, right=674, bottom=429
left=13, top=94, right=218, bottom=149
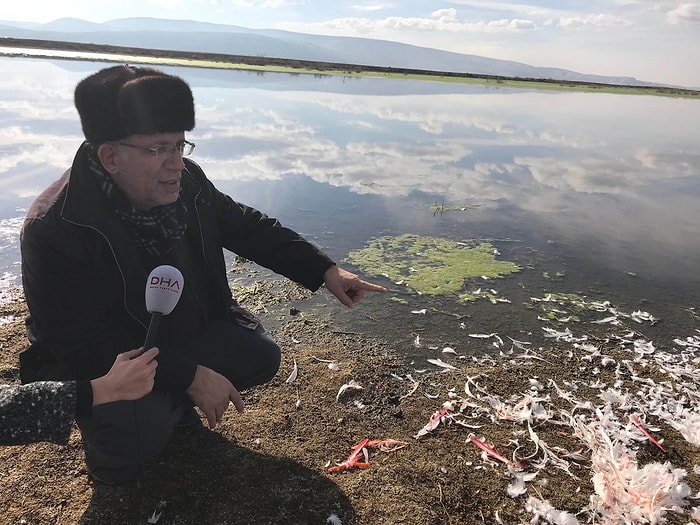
left=142, top=312, right=163, bottom=352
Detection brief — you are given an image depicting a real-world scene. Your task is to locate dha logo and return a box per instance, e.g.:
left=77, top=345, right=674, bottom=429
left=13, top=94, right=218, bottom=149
left=150, top=276, right=181, bottom=291
left=145, top=265, right=184, bottom=315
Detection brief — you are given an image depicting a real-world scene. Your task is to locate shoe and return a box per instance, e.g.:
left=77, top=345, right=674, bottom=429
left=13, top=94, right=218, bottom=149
left=83, top=443, right=137, bottom=485
left=85, top=457, right=136, bottom=485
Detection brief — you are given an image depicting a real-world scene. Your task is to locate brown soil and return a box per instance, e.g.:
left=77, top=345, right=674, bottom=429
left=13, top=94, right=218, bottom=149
left=1, top=280, right=699, bottom=525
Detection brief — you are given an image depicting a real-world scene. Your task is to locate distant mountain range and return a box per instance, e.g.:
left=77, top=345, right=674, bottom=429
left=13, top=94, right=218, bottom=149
left=0, top=17, right=660, bottom=87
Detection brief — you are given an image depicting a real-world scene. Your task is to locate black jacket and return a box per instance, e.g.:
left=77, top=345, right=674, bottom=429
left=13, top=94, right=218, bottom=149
left=20, top=142, right=334, bottom=392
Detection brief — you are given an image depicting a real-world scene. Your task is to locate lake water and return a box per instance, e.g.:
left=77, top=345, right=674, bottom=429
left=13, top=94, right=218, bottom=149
left=1, top=57, right=698, bottom=356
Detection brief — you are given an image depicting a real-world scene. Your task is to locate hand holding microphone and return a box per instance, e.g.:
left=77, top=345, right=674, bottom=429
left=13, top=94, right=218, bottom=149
left=142, top=265, right=184, bottom=352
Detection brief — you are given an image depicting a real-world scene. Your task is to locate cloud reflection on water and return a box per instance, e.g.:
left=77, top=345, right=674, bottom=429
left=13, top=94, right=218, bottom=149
left=0, top=58, right=698, bottom=285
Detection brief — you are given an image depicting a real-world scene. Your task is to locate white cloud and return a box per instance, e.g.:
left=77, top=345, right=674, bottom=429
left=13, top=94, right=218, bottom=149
left=432, top=8, right=459, bottom=23
left=488, top=18, right=536, bottom=30
left=228, top=0, right=302, bottom=8
left=311, top=17, right=369, bottom=33
left=312, top=10, right=537, bottom=35
left=667, top=2, right=700, bottom=23
left=0, top=126, right=78, bottom=200
left=447, top=0, right=561, bottom=17
left=350, top=3, right=391, bottom=12
left=545, top=13, right=634, bottom=30
left=147, top=0, right=186, bottom=8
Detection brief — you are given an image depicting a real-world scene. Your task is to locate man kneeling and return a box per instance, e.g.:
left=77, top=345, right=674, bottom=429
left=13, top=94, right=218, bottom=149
left=20, top=65, right=386, bottom=484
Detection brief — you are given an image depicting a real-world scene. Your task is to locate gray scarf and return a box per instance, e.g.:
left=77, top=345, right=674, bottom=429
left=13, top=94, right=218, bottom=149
left=87, top=146, right=188, bottom=256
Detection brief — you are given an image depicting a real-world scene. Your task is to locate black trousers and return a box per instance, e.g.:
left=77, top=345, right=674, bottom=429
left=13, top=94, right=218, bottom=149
left=76, top=320, right=281, bottom=483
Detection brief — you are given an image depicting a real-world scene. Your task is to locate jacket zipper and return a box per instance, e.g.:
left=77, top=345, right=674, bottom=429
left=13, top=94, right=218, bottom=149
left=61, top=218, right=147, bottom=331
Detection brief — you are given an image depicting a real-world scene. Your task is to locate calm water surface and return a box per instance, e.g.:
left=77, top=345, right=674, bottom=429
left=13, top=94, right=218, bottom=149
left=0, top=57, right=698, bottom=355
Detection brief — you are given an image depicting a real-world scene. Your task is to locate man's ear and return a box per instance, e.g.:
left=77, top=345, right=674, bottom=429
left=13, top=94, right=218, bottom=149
left=97, top=143, right=120, bottom=175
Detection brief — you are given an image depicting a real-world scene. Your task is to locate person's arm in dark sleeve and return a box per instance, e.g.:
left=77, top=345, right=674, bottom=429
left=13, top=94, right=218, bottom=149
left=209, top=183, right=335, bottom=290
left=150, top=349, right=197, bottom=393
left=205, top=179, right=387, bottom=305
left=74, top=380, right=93, bottom=417
left=0, top=381, right=77, bottom=446
left=1, top=347, right=160, bottom=446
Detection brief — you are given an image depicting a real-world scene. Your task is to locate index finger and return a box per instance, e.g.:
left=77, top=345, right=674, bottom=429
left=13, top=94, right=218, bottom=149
left=356, top=280, right=388, bottom=293
left=202, top=407, right=217, bottom=429
left=137, top=347, right=160, bottom=362
left=229, top=390, right=245, bottom=413
left=120, top=348, right=144, bottom=360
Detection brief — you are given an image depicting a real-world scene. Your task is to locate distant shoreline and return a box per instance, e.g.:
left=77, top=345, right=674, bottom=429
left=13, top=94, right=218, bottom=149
left=1, top=36, right=699, bottom=98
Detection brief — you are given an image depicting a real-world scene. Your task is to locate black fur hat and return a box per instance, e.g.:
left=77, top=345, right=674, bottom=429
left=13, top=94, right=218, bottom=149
left=74, top=65, right=195, bottom=143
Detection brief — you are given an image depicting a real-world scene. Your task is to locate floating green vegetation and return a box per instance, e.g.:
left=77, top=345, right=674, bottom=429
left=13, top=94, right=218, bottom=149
left=528, top=292, right=590, bottom=323
left=458, top=288, right=511, bottom=304
left=346, top=234, right=519, bottom=297
left=542, top=271, right=566, bottom=281
left=431, top=203, right=479, bottom=215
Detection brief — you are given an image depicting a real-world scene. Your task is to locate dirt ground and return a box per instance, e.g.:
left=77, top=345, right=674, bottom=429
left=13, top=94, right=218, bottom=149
left=1, top=278, right=699, bottom=525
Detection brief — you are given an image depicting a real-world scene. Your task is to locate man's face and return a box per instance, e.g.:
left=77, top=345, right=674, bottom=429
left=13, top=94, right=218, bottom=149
left=108, top=131, right=187, bottom=211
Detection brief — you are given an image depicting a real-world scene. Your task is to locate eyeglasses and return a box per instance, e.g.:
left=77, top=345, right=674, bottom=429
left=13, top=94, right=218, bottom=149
left=116, top=140, right=195, bottom=158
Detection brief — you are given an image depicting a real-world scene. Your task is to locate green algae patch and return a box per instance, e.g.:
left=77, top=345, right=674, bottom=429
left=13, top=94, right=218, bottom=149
left=431, top=203, right=479, bottom=215
left=346, top=234, right=519, bottom=297
left=527, top=292, right=591, bottom=323
left=458, top=289, right=511, bottom=304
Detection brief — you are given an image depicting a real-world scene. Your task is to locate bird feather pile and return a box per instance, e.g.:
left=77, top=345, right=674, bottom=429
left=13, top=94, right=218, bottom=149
left=413, top=296, right=700, bottom=524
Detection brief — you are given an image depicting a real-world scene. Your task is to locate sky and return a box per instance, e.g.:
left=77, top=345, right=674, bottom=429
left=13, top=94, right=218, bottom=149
left=2, top=1, right=700, bottom=87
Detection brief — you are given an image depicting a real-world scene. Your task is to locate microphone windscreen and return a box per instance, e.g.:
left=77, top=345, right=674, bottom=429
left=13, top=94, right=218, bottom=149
left=145, top=265, right=184, bottom=314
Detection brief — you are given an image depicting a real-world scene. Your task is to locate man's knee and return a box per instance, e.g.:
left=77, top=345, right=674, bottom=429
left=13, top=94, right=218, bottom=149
left=193, top=320, right=282, bottom=389
left=256, top=332, right=281, bottom=384
left=76, top=391, right=183, bottom=481
left=229, top=328, right=281, bottom=389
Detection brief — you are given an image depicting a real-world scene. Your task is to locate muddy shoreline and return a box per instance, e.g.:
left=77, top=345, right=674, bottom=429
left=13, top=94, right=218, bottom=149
left=1, top=274, right=699, bottom=524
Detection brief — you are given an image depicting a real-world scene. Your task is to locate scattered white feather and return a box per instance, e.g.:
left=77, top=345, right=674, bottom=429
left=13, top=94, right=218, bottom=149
left=600, top=356, right=616, bottom=367
left=591, top=315, right=619, bottom=325
left=427, top=358, right=457, bottom=370
left=336, top=379, right=363, bottom=401
left=326, top=513, right=343, bottom=525
left=507, top=467, right=537, bottom=497
left=633, top=339, right=656, bottom=355
left=630, top=310, right=657, bottom=324
left=147, top=502, right=166, bottom=524
left=528, top=378, right=544, bottom=391
left=400, top=295, right=700, bottom=523
left=526, top=496, right=579, bottom=525
left=285, top=359, right=298, bottom=383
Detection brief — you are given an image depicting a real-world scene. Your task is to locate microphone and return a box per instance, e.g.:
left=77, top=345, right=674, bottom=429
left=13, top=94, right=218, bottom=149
left=142, top=265, right=184, bottom=352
